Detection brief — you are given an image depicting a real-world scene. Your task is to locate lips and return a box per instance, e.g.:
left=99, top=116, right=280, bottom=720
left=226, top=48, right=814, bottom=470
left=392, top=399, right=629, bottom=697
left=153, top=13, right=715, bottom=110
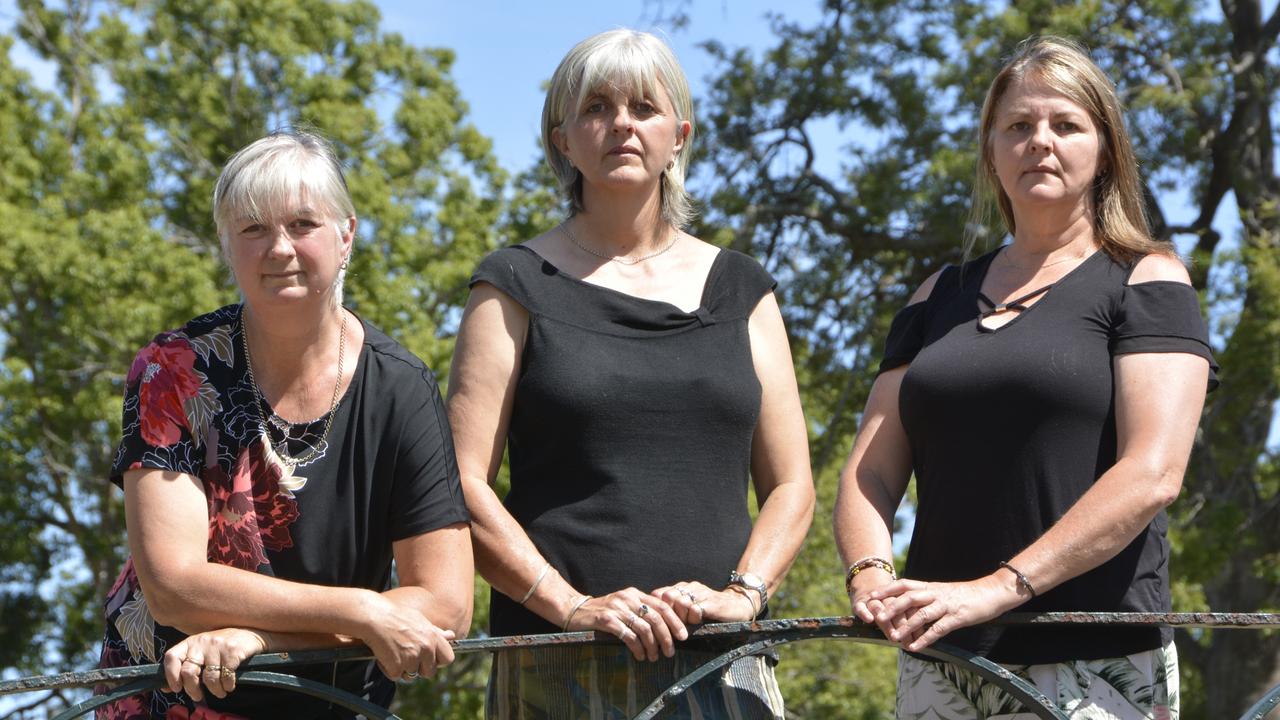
left=1023, top=166, right=1058, bottom=175
left=608, top=146, right=641, bottom=156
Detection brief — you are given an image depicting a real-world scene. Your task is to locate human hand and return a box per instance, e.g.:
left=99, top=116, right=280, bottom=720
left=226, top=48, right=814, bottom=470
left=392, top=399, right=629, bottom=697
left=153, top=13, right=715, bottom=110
left=564, top=588, right=687, bottom=662
left=358, top=593, right=456, bottom=681
left=162, top=628, right=268, bottom=701
left=847, top=567, right=906, bottom=643
left=653, top=581, right=757, bottom=625
left=866, top=575, right=1017, bottom=652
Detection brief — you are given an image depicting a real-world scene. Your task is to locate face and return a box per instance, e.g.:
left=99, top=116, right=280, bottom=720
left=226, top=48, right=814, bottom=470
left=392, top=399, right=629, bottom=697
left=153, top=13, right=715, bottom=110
left=551, top=81, right=690, bottom=195
left=989, top=76, right=1103, bottom=213
left=225, top=199, right=354, bottom=309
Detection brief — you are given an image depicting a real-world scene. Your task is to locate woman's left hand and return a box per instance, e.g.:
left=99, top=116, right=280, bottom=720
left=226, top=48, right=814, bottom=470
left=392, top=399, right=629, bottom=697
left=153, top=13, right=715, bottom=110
left=653, top=581, right=758, bottom=625
left=866, top=575, right=1018, bottom=652
left=162, top=628, right=269, bottom=702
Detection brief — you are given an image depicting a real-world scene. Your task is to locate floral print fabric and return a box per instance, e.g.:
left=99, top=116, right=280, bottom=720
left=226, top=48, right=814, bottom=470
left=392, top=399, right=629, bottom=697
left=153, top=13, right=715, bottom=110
left=896, top=641, right=1179, bottom=720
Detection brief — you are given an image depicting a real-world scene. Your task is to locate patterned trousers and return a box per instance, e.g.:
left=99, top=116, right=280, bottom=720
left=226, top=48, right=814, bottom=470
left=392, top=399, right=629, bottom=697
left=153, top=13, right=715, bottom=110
left=896, top=641, right=1179, bottom=720
left=486, top=644, right=785, bottom=720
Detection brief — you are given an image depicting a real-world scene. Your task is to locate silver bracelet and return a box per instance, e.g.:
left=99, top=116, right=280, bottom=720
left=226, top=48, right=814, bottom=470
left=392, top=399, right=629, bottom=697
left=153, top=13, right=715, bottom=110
left=519, top=562, right=552, bottom=605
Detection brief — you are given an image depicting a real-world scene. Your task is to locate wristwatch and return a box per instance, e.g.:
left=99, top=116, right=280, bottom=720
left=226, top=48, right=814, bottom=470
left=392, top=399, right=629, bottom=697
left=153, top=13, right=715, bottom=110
left=727, top=570, right=769, bottom=610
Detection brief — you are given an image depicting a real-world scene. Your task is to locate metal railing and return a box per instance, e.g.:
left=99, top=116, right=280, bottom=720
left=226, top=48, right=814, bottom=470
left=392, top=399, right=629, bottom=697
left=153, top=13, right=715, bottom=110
left=4, top=613, right=1279, bottom=719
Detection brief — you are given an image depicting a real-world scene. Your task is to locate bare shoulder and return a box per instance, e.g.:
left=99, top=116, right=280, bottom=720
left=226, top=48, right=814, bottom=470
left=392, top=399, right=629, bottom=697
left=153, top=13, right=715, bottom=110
left=1128, top=252, right=1192, bottom=285
left=521, top=227, right=567, bottom=260
left=907, top=268, right=947, bottom=305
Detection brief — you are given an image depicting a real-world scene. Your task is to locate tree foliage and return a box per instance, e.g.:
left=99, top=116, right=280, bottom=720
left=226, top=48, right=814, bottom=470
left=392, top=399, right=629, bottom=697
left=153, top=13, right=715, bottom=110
left=1, top=0, right=500, bottom=714
left=2, top=0, right=1277, bottom=718
left=689, top=1, right=1279, bottom=717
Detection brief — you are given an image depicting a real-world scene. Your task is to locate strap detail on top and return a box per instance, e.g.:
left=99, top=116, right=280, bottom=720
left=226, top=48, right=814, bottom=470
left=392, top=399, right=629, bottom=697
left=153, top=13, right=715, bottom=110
left=977, top=284, right=1053, bottom=318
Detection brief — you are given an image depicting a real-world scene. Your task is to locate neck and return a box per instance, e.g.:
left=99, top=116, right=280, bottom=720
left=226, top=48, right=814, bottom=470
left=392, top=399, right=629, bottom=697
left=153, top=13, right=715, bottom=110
left=1008, top=201, right=1097, bottom=262
left=575, top=183, right=670, bottom=256
left=242, top=300, right=345, bottom=385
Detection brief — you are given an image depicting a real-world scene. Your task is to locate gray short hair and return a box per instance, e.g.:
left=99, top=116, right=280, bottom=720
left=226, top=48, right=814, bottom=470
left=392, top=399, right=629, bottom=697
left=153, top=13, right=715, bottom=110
left=542, top=29, right=697, bottom=228
left=212, top=130, right=356, bottom=302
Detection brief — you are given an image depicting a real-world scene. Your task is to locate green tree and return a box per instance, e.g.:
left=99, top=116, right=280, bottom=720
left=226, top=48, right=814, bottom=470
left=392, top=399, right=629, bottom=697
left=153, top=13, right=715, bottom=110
left=1, top=0, right=502, bottom=714
left=689, top=1, right=1279, bottom=717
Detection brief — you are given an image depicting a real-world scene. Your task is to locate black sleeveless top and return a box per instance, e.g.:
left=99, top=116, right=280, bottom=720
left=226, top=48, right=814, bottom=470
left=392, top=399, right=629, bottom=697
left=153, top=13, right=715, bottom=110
left=471, top=245, right=776, bottom=636
left=881, top=248, right=1218, bottom=664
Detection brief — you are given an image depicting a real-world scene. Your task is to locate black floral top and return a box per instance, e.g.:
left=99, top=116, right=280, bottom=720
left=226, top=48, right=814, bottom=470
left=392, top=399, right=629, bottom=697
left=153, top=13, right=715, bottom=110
left=96, top=304, right=468, bottom=719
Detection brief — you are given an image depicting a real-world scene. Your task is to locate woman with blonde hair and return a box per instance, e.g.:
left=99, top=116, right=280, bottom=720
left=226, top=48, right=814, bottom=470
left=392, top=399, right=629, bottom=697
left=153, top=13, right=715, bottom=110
left=448, top=29, right=814, bottom=718
left=834, top=37, right=1216, bottom=719
left=95, top=130, right=473, bottom=719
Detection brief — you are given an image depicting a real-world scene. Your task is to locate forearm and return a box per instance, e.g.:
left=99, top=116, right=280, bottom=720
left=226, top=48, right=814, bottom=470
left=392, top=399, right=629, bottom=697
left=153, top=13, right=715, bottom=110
left=382, top=585, right=469, bottom=637
left=735, top=480, right=814, bottom=599
left=833, top=467, right=899, bottom=569
left=1001, top=456, right=1176, bottom=596
left=146, top=563, right=381, bottom=638
left=463, top=476, right=581, bottom=627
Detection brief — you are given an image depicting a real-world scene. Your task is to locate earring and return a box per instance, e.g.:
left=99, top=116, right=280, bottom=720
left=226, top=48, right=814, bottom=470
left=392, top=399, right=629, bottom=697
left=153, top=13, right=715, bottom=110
left=666, top=160, right=675, bottom=171
left=340, top=257, right=350, bottom=270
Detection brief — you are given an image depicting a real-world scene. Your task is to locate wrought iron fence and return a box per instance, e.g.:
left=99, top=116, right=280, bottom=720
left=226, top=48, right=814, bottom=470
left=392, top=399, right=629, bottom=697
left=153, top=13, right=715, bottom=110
left=4, top=613, right=1278, bottom=720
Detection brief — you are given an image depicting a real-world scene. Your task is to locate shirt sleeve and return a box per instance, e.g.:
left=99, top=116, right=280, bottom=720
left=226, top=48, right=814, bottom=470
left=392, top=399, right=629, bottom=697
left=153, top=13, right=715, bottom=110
left=1112, top=280, right=1220, bottom=391
left=110, top=333, right=209, bottom=487
left=469, top=247, right=540, bottom=315
left=877, top=301, right=929, bottom=375
left=388, top=366, right=471, bottom=540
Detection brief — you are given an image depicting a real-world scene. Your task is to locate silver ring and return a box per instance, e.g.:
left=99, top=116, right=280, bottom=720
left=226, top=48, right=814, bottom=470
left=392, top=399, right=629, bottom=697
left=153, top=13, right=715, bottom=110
left=637, top=603, right=651, bottom=617
left=679, top=589, right=696, bottom=601
left=402, top=671, right=419, bottom=680
left=624, top=613, right=639, bottom=630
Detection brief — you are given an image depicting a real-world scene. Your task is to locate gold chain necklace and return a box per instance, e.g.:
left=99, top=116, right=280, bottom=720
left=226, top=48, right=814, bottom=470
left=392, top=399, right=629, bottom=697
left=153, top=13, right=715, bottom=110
left=562, top=221, right=679, bottom=265
left=240, top=306, right=347, bottom=469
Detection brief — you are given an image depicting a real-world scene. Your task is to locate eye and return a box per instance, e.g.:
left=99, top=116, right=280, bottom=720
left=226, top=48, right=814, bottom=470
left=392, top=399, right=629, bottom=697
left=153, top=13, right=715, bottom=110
left=1055, top=121, right=1081, bottom=132
left=633, top=101, right=657, bottom=115
left=290, top=219, right=321, bottom=232
left=1008, top=121, right=1030, bottom=132
left=583, top=100, right=606, bottom=114
left=239, top=223, right=265, bottom=235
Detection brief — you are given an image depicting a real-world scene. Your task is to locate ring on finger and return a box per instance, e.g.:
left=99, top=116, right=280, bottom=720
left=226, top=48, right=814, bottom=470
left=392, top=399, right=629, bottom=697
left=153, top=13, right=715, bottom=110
left=220, top=666, right=235, bottom=680
left=402, top=671, right=419, bottom=681
left=203, top=664, right=223, bottom=674
left=624, top=613, right=640, bottom=630
left=637, top=603, right=651, bottom=617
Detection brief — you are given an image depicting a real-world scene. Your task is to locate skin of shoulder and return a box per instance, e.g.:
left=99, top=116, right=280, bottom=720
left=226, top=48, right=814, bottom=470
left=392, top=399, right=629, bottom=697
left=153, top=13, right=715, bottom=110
left=906, top=268, right=947, bottom=306
left=1128, top=252, right=1192, bottom=285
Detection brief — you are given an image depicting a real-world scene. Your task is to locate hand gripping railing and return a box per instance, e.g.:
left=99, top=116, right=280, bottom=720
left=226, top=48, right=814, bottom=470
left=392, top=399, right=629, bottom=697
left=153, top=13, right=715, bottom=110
left=3, top=613, right=1279, bottom=720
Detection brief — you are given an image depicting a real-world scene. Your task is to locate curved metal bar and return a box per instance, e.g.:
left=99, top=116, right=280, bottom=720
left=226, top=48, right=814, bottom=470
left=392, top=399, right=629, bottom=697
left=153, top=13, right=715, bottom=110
left=46, top=671, right=401, bottom=720
left=631, top=627, right=1067, bottom=720
left=1240, top=680, right=1280, bottom=720
left=51, top=678, right=159, bottom=720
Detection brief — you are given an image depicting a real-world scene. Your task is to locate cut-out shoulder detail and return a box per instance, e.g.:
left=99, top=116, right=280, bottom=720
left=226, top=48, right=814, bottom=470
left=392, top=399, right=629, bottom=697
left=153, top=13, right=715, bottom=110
left=906, top=268, right=947, bottom=306
left=1128, top=253, right=1191, bottom=286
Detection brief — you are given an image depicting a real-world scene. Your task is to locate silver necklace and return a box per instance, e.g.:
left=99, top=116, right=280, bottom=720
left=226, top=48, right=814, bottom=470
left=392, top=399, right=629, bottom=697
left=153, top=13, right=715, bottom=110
left=562, top=221, right=679, bottom=265
left=1000, top=245, right=1092, bottom=271
left=240, top=306, right=347, bottom=469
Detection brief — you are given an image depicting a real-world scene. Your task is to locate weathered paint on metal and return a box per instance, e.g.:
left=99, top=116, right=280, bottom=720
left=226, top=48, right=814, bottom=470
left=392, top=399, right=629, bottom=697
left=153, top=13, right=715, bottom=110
left=5, top=613, right=1278, bottom=719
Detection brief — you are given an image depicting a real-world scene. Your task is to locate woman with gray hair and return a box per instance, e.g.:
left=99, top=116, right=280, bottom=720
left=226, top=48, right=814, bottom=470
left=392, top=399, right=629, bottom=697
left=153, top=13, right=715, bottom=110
left=449, top=29, right=814, bottom=718
left=95, top=130, right=473, bottom=719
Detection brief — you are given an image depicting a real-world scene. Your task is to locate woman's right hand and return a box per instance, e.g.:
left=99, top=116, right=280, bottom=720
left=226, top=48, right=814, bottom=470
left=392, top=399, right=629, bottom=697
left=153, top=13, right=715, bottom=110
left=162, top=628, right=268, bottom=701
left=357, top=593, right=456, bottom=681
left=565, top=588, right=687, bottom=662
left=848, top=567, right=905, bottom=643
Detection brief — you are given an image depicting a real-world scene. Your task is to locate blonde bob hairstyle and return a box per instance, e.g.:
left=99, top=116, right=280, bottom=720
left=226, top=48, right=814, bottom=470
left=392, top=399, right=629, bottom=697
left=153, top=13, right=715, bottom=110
left=212, top=130, right=356, bottom=302
left=542, top=29, right=697, bottom=228
left=967, top=36, right=1170, bottom=262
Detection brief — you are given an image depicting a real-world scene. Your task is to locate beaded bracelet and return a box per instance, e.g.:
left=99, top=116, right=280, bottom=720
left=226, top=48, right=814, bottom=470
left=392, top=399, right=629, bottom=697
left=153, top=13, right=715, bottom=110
left=845, top=556, right=897, bottom=594
left=998, top=560, right=1038, bottom=598
left=518, top=562, right=552, bottom=605
left=562, top=594, right=592, bottom=632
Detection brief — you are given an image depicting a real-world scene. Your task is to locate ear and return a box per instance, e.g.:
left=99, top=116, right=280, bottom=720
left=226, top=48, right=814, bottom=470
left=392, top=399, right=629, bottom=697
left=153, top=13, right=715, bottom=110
left=673, top=120, right=692, bottom=155
left=551, top=125, right=571, bottom=159
left=341, top=216, right=357, bottom=252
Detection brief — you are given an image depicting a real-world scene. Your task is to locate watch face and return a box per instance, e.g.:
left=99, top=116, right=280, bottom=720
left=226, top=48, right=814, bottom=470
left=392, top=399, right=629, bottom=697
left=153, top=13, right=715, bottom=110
left=739, top=573, right=764, bottom=588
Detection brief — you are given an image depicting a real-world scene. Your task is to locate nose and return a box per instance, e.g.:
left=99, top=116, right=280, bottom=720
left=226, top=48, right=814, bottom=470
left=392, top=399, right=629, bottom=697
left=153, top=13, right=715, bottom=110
left=1028, top=121, right=1053, bottom=153
left=608, top=104, right=634, bottom=134
left=265, top=225, right=296, bottom=258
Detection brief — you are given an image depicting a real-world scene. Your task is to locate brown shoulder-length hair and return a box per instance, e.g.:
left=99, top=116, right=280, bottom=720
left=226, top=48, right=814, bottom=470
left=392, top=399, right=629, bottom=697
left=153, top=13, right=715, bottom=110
left=966, top=36, right=1171, bottom=262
